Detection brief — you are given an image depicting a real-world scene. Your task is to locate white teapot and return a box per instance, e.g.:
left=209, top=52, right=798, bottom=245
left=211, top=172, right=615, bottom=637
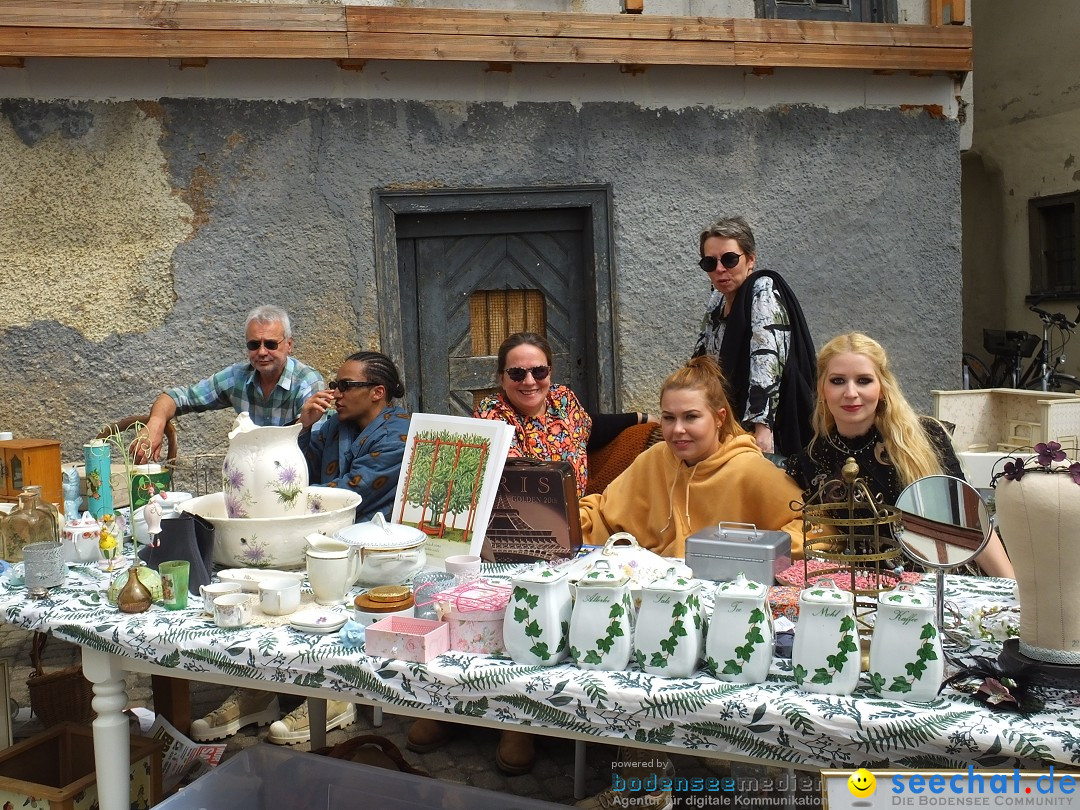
left=569, top=560, right=635, bottom=671
left=869, top=583, right=943, bottom=701
left=706, top=572, right=774, bottom=684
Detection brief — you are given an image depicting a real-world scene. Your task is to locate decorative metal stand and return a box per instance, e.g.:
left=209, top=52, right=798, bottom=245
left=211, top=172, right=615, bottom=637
left=797, top=457, right=905, bottom=637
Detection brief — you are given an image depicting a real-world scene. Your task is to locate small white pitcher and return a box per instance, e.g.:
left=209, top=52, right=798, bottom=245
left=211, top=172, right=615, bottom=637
left=305, top=533, right=361, bottom=605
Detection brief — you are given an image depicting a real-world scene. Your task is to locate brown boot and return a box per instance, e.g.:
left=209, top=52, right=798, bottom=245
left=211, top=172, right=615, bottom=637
left=495, top=730, right=535, bottom=775
left=406, top=718, right=452, bottom=753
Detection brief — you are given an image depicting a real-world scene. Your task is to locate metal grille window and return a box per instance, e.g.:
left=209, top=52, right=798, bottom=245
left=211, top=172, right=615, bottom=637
left=1029, top=193, right=1080, bottom=297
left=755, top=0, right=896, bottom=22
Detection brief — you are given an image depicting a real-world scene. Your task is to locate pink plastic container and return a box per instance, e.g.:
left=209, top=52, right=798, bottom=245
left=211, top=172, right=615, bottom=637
left=365, top=616, right=450, bottom=663
left=434, top=580, right=512, bottom=654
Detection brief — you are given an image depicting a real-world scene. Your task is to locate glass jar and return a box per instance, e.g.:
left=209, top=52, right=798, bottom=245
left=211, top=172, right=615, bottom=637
left=23, top=485, right=61, bottom=543
left=2, top=489, right=58, bottom=562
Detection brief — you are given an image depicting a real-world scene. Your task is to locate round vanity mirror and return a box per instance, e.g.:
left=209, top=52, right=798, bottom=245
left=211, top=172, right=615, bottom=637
left=895, top=475, right=993, bottom=570
left=895, top=475, right=994, bottom=650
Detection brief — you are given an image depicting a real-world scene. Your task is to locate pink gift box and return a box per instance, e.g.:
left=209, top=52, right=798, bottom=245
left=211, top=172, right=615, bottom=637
left=365, top=616, right=450, bottom=663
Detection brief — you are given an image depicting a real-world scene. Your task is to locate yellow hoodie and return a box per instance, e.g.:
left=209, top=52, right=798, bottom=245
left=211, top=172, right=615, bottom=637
left=578, top=433, right=805, bottom=559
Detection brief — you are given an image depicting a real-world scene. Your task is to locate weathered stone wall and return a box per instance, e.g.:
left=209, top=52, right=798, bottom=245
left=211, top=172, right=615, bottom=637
left=0, top=97, right=959, bottom=462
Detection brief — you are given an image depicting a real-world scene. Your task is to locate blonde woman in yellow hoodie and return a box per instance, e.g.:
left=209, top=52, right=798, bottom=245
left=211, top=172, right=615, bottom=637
left=579, top=355, right=805, bottom=559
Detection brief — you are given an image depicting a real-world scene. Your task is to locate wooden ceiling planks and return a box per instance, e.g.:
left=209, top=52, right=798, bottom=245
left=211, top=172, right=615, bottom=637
left=0, top=1, right=971, bottom=72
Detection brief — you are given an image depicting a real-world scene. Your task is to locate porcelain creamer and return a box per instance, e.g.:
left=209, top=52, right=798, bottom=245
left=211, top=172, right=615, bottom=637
left=792, top=579, right=860, bottom=696
left=705, top=572, right=774, bottom=684
left=869, top=583, right=943, bottom=701
left=222, top=411, right=308, bottom=518
left=504, top=564, right=572, bottom=666
left=305, top=534, right=361, bottom=605
left=633, top=567, right=703, bottom=677
left=569, top=560, right=635, bottom=671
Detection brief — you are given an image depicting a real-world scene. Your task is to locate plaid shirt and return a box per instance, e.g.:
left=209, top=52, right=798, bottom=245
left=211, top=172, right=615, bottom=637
left=166, top=357, right=324, bottom=426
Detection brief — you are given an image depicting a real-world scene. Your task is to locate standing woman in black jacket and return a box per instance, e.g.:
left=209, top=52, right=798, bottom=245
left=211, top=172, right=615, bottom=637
left=692, top=215, right=816, bottom=457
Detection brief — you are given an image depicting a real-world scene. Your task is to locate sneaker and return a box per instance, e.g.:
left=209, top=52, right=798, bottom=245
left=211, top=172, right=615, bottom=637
left=189, top=689, right=279, bottom=742
left=574, top=788, right=673, bottom=810
left=267, top=699, right=356, bottom=745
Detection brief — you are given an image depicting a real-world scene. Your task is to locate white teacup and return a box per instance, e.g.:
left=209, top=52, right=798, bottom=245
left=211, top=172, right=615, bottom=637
left=259, top=576, right=301, bottom=616
left=444, top=554, right=482, bottom=584
left=200, top=582, right=242, bottom=615
left=213, top=593, right=254, bottom=629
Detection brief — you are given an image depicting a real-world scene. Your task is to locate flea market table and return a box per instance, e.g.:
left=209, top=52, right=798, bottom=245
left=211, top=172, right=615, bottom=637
left=1, top=565, right=1074, bottom=810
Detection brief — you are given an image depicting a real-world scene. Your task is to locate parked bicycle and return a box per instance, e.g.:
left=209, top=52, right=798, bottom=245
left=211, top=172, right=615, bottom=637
left=962, top=302, right=1080, bottom=392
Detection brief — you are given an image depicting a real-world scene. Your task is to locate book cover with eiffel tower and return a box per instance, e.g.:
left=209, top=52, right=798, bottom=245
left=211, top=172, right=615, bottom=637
left=482, top=459, right=581, bottom=563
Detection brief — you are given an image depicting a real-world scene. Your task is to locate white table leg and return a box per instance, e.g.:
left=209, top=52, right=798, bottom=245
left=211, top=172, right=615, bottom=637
left=308, top=697, right=327, bottom=749
left=82, top=648, right=129, bottom=810
left=574, top=740, right=586, bottom=799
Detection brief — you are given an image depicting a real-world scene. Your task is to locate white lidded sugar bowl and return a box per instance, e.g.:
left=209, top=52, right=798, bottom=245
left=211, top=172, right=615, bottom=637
left=791, top=579, right=859, bottom=696
left=569, top=560, right=635, bottom=671
left=705, top=572, right=774, bottom=684
left=869, top=583, right=943, bottom=701
left=634, top=567, right=703, bottom=677
left=504, top=563, right=573, bottom=666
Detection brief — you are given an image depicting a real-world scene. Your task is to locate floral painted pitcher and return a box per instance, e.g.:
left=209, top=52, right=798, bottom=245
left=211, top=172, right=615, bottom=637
left=222, top=412, right=308, bottom=518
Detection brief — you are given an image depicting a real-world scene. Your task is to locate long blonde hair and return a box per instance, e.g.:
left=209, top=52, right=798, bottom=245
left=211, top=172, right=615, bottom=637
left=811, top=332, right=944, bottom=487
left=661, top=355, right=746, bottom=442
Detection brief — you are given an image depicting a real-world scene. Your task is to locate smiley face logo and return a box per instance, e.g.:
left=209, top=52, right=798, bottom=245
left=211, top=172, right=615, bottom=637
left=848, top=768, right=876, bottom=798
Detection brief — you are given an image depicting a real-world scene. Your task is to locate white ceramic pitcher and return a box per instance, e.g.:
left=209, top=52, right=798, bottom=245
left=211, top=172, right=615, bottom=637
left=504, top=563, right=573, bottom=666
left=634, top=567, right=703, bottom=677
left=869, top=583, right=943, bottom=701
left=706, top=572, right=774, bottom=684
left=222, top=412, right=308, bottom=518
left=305, top=533, right=361, bottom=605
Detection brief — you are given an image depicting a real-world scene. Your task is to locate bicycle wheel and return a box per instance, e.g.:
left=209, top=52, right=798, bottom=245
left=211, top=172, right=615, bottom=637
left=1049, top=373, right=1080, bottom=393
left=961, top=353, right=990, bottom=389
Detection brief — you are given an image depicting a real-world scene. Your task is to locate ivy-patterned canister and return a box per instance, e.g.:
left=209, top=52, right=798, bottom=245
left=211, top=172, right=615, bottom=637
left=792, top=579, right=859, bottom=696
left=569, top=560, right=635, bottom=671
left=633, top=567, right=703, bottom=677
left=705, top=572, right=774, bottom=684
left=868, top=584, right=942, bottom=701
left=504, top=564, right=572, bottom=666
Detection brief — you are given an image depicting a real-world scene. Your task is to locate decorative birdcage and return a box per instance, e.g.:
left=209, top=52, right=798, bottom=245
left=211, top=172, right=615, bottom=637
left=796, top=456, right=905, bottom=633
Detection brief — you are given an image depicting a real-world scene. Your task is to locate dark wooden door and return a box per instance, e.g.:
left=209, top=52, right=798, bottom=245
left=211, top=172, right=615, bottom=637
left=397, top=208, right=592, bottom=416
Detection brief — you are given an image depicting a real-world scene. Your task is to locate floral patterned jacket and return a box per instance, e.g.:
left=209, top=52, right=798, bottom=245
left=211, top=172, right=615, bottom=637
left=475, top=383, right=592, bottom=497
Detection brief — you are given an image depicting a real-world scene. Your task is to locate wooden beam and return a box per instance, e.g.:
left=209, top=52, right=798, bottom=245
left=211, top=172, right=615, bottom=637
left=0, top=27, right=348, bottom=58
left=0, top=1, right=345, bottom=31
left=0, top=1, right=971, bottom=74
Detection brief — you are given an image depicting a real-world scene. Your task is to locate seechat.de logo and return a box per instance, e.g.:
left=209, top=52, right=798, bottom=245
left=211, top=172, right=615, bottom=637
left=848, top=768, right=877, bottom=798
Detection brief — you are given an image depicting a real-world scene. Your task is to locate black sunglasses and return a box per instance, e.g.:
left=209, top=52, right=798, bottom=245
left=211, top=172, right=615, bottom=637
left=246, top=339, right=283, bottom=351
left=503, top=366, right=551, bottom=383
left=698, top=252, right=744, bottom=272
left=329, top=379, right=378, bottom=392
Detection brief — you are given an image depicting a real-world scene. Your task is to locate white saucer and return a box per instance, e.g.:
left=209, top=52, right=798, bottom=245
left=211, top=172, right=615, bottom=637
left=289, top=608, right=347, bottom=634
left=218, top=568, right=304, bottom=593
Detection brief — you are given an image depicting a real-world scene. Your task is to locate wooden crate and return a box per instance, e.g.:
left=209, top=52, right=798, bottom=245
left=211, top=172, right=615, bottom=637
left=0, top=438, right=62, bottom=508
left=0, top=722, right=162, bottom=810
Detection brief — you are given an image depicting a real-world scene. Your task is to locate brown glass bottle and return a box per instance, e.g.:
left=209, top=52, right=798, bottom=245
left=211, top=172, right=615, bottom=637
left=1, top=489, right=55, bottom=562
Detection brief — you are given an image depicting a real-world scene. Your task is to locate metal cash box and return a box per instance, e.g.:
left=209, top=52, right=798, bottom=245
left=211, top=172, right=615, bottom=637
left=684, top=521, right=791, bottom=584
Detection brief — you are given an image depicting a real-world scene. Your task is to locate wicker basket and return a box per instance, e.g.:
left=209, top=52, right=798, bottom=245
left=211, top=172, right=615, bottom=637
left=27, top=632, right=95, bottom=728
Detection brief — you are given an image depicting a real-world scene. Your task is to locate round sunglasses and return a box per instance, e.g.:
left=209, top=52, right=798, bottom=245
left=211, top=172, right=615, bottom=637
left=503, top=365, right=551, bottom=383
left=698, top=252, right=744, bottom=272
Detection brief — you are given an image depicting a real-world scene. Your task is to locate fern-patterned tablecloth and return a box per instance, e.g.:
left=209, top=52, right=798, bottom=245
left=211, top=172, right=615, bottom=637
left=1, top=566, right=1071, bottom=771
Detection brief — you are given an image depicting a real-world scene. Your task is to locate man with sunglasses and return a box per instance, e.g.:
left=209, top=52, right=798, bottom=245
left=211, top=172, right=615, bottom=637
left=691, top=216, right=816, bottom=458
left=134, top=304, right=324, bottom=463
